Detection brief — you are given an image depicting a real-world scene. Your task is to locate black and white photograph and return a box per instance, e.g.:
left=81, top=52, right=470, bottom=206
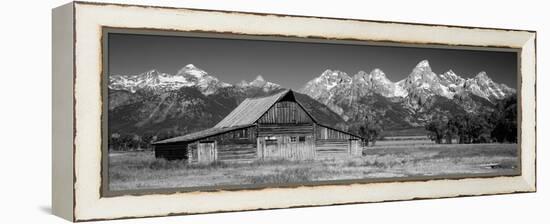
left=105, top=31, right=520, bottom=191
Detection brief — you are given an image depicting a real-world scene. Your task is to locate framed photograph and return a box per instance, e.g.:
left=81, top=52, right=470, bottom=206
left=52, top=1, right=536, bottom=221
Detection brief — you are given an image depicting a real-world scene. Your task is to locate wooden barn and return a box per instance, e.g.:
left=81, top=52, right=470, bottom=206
left=153, top=89, right=363, bottom=163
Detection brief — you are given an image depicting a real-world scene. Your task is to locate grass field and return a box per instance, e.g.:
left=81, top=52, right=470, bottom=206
left=109, top=143, right=519, bottom=191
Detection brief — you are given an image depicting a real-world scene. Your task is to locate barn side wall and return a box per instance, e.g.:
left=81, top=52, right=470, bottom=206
left=315, top=125, right=360, bottom=158
left=190, top=126, right=258, bottom=163
left=154, top=143, right=189, bottom=160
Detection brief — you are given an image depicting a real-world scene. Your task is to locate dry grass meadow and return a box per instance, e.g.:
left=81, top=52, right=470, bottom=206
left=108, top=140, right=519, bottom=191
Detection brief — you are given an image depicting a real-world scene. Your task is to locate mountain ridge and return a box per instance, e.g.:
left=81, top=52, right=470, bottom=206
left=300, top=59, right=515, bottom=103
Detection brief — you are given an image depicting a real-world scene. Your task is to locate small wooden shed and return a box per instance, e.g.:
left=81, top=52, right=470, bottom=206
left=153, top=89, right=362, bottom=163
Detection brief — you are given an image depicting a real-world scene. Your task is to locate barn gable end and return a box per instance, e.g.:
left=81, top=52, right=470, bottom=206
left=257, top=101, right=313, bottom=125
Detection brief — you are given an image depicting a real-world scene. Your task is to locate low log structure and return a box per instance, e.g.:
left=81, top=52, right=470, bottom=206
left=153, top=89, right=363, bottom=163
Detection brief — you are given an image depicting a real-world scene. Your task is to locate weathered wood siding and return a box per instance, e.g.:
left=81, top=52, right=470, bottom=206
left=258, top=135, right=315, bottom=160
left=217, top=144, right=257, bottom=162
left=188, top=126, right=258, bottom=163
left=197, top=141, right=216, bottom=163
left=154, top=143, right=188, bottom=160
left=350, top=139, right=361, bottom=156
left=314, top=125, right=361, bottom=158
left=315, top=139, right=350, bottom=158
left=256, top=122, right=315, bottom=160
left=258, top=124, right=313, bottom=136
left=315, top=125, right=357, bottom=140
left=200, top=126, right=256, bottom=143
left=258, top=101, right=313, bottom=124
left=187, top=143, right=198, bottom=163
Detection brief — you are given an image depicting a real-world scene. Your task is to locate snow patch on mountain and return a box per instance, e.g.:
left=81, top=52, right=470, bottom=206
left=236, top=75, right=281, bottom=92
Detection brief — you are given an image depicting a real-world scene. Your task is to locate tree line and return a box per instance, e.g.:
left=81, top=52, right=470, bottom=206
left=425, top=95, right=517, bottom=144
left=108, top=132, right=180, bottom=151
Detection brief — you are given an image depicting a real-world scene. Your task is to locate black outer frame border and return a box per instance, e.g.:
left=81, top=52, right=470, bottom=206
left=70, top=1, right=537, bottom=221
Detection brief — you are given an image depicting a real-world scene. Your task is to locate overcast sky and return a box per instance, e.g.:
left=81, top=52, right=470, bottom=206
left=108, top=33, right=518, bottom=90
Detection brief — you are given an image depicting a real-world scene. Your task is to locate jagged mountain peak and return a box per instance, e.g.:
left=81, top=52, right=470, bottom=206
left=176, top=64, right=208, bottom=78
left=236, top=80, right=249, bottom=87
left=305, top=69, right=352, bottom=91
left=370, top=68, right=387, bottom=78
left=145, top=68, right=160, bottom=74
left=474, top=71, right=491, bottom=81
left=352, top=69, right=389, bottom=83
left=236, top=75, right=281, bottom=92
left=253, top=75, right=265, bottom=82
left=406, top=62, right=438, bottom=84
left=443, top=69, right=456, bottom=76
left=319, top=69, right=351, bottom=80
left=439, top=70, right=465, bottom=86
left=463, top=71, right=515, bottom=101
left=250, top=75, right=266, bottom=87
left=353, top=70, right=369, bottom=78
left=134, top=69, right=162, bottom=78
left=415, top=59, right=431, bottom=70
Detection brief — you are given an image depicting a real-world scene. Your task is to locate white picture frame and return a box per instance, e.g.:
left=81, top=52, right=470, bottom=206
left=52, top=1, right=536, bottom=221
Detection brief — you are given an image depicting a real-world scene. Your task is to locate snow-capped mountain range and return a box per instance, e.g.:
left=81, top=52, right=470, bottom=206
left=300, top=60, right=515, bottom=103
left=109, top=64, right=280, bottom=95
left=109, top=61, right=514, bottom=103
left=297, top=60, right=515, bottom=124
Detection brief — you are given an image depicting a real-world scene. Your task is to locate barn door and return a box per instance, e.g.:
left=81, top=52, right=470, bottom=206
left=198, top=141, right=216, bottom=163
left=260, top=136, right=280, bottom=160
left=349, top=139, right=360, bottom=156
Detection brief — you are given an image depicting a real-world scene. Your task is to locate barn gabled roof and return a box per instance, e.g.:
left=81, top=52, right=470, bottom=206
left=154, top=89, right=360, bottom=145
left=154, top=124, right=254, bottom=145
left=214, top=89, right=317, bottom=128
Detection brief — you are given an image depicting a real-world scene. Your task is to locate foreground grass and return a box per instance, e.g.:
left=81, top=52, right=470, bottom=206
left=109, top=143, right=518, bottom=191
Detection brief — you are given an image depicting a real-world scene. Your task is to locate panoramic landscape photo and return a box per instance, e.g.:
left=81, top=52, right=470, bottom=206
left=106, top=32, right=519, bottom=191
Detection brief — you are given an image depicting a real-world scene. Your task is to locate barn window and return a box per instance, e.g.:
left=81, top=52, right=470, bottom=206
left=298, top=136, right=306, bottom=142
left=290, top=136, right=297, bottom=143
left=235, top=129, right=248, bottom=139
left=265, top=136, right=277, bottom=145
